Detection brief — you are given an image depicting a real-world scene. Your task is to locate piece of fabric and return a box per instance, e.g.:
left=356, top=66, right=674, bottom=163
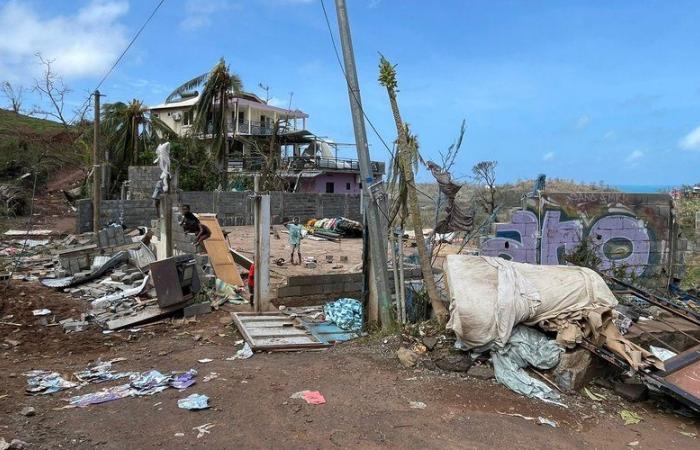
left=491, top=326, right=563, bottom=404
left=287, top=223, right=303, bottom=245
left=153, top=142, right=171, bottom=192
left=323, top=298, right=363, bottom=331
left=426, top=162, right=474, bottom=233
left=247, top=264, right=255, bottom=288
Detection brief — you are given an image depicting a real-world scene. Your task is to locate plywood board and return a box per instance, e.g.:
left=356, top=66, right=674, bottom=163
left=198, top=214, right=244, bottom=287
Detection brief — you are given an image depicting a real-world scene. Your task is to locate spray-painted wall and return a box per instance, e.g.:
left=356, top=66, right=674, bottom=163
left=481, top=192, right=674, bottom=280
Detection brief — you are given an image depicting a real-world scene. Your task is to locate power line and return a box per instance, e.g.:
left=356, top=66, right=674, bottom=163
left=320, top=0, right=440, bottom=205
left=320, top=0, right=394, bottom=159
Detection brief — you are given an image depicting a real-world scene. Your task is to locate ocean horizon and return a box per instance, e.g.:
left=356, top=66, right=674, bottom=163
left=611, top=184, right=675, bottom=193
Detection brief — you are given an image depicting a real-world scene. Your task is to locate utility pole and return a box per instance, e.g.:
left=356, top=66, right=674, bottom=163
left=92, top=90, right=101, bottom=233
left=335, top=0, right=393, bottom=327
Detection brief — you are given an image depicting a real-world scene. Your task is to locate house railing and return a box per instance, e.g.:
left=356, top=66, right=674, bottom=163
left=228, top=155, right=385, bottom=174
left=228, top=119, right=301, bottom=135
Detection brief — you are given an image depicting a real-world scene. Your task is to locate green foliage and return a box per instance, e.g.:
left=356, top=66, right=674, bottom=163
left=564, top=237, right=602, bottom=270
left=168, top=58, right=243, bottom=179
left=378, top=55, right=398, bottom=90
left=169, top=138, right=221, bottom=191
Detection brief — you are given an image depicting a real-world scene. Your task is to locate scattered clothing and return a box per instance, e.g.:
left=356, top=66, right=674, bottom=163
left=178, top=394, right=210, bottom=410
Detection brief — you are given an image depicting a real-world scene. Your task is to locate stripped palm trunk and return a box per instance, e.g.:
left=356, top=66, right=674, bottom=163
left=379, top=57, right=449, bottom=324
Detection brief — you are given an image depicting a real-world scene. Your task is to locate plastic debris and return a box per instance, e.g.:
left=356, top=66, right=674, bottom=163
left=24, top=370, right=78, bottom=395
left=68, top=368, right=198, bottom=407
left=73, top=359, right=135, bottom=383
left=203, top=372, right=219, bottom=382
left=491, top=326, right=564, bottom=405
left=409, top=401, right=427, bottom=409
left=620, top=409, right=642, bottom=425
left=32, top=309, right=51, bottom=316
left=226, top=343, right=253, bottom=360
left=649, top=345, right=677, bottom=362
left=197, top=359, right=213, bottom=364
left=583, top=387, right=606, bottom=402
left=323, top=298, right=363, bottom=331
left=290, top=390, right=326, bottom=405
left=496, top=411, right=558, bottom=427
left=193, top=423, right=215, bottom=438
left=178, top=393, right=210, bottom=410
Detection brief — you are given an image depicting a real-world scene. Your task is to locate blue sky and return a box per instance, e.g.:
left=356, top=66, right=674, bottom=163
left=1, top=0, right=699, bottom=186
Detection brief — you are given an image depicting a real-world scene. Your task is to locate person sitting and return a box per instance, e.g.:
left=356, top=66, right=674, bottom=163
left=179, top=204, right=211, bottom=248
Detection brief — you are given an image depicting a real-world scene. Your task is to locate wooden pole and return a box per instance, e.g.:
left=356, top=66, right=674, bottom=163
left=92, top=90, right=101, bottom=233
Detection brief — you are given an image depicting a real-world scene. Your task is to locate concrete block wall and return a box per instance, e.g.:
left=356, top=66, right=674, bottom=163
left=128, top=166, right=162, bottom=200
left=76, top=199, right=158, bottom=232
left=77, top=191, right=362, bottom=232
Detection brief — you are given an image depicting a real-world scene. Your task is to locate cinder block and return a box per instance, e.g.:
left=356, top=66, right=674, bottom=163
left=277, top=286, right=302, bottom=297
left=183, top=301, right=211, bottom=317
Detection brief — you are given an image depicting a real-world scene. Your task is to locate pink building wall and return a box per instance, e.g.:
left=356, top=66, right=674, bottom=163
left=297, top=172, right=362, bottom=194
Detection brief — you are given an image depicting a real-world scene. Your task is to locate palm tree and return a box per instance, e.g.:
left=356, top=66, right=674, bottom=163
left=166, top=58, right=243, bottom=187
left=378, top=56, right=449, bottom=324
left=101, top=99, right=175, bottom=195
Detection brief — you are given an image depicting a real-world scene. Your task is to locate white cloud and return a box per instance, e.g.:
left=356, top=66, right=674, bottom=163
left=603, top=130, right=616, bottom=140
left=575, top=114, right=590, bottom=130
left=180, top=0, right=240, bottom=31
left=679, top=125, right=700, bottom=151
left=625, top=150, right=644, bottom=164
left=0, top=1, right=129, bottom=80
left=542, top=151, right=555, bottom=161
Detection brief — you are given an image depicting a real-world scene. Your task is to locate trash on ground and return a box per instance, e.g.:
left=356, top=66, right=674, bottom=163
left=193, top=423, right=215, bottom=438
left=226, top=342, right=253, bottom=360
left=24, top=370, right=78, bottom=395
left=496, top=411, right=558, bottom=427
left=178, top=393, right=210, bottom=410
left=197, top=358, right=213, bottom=364
left=203, top=372, right=218, bottom=382
left=32, top=309, right=51, bottom=316
left=583, top=387, right=606, bottom=401
left=409, top=401, right=426, bottom=409
left=290, top=390, right=326, bottom=405
left=620, top=409, right=643, bottom=425
left=323, top=298, right=362, bottom=331
left=491, top=326, right=564, bottom=405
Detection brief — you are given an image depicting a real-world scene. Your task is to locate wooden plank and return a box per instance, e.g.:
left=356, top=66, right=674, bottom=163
left=245, top=327, right=310, bottom=337
left=198, top=214, right=244, bottom=286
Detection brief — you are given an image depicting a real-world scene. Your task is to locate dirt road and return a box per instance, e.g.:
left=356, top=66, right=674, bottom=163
left=1, top=285, right=697, bottom=449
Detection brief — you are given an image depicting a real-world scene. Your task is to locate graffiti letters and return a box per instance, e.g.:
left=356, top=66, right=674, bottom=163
left=482, top=209, right=651, bottom=276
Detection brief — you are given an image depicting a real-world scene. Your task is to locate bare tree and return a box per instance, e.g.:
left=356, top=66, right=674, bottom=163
left=472, top=160, right=498, bottom=214
left=32, top=53, right=71, bottom=127
left=1, top=81, right=25, bottom=113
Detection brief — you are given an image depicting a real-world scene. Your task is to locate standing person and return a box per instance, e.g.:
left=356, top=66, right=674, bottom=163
left=285, top=217, right=303, bottom=265
left=179, top=204, right=211, bottom=249
left=247, top=263, right=255, bottom=307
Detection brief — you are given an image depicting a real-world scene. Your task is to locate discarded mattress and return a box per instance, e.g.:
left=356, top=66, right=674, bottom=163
left=445, top=255, right=661, bottom=370
left=41, top=251, right=128, bottom=289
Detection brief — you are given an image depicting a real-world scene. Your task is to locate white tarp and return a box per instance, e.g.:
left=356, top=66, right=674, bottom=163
left=445, top=255, right=617, bottom=349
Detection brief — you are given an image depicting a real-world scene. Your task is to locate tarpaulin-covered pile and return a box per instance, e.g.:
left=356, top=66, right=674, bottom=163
left=308, top=217, right=363, bottom=237
left=444, top=255, right=661, bottom=371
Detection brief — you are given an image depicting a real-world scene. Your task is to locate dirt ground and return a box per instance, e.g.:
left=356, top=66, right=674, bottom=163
left=1, top=283, right=698, bottom=450
left=224, top=225, right=364, bottom=288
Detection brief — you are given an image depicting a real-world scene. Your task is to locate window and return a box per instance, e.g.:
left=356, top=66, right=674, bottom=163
left=238, top=111, right=245, bottom=124
left=183, top=110, right=193, bottom=126
left=346, top=183, right=351, bottom=190
left=325, top=182, right=335, bottom=193
left=153, top=112, right=159, bottom=118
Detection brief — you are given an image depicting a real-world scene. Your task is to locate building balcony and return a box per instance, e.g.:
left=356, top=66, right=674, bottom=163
left=228, top=155, right=385, bottom=175
left=229, top=120, right=301, bottom=136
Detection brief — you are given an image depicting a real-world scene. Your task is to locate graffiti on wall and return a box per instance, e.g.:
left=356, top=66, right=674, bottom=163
left=481, top=197, right=664, bottom=278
